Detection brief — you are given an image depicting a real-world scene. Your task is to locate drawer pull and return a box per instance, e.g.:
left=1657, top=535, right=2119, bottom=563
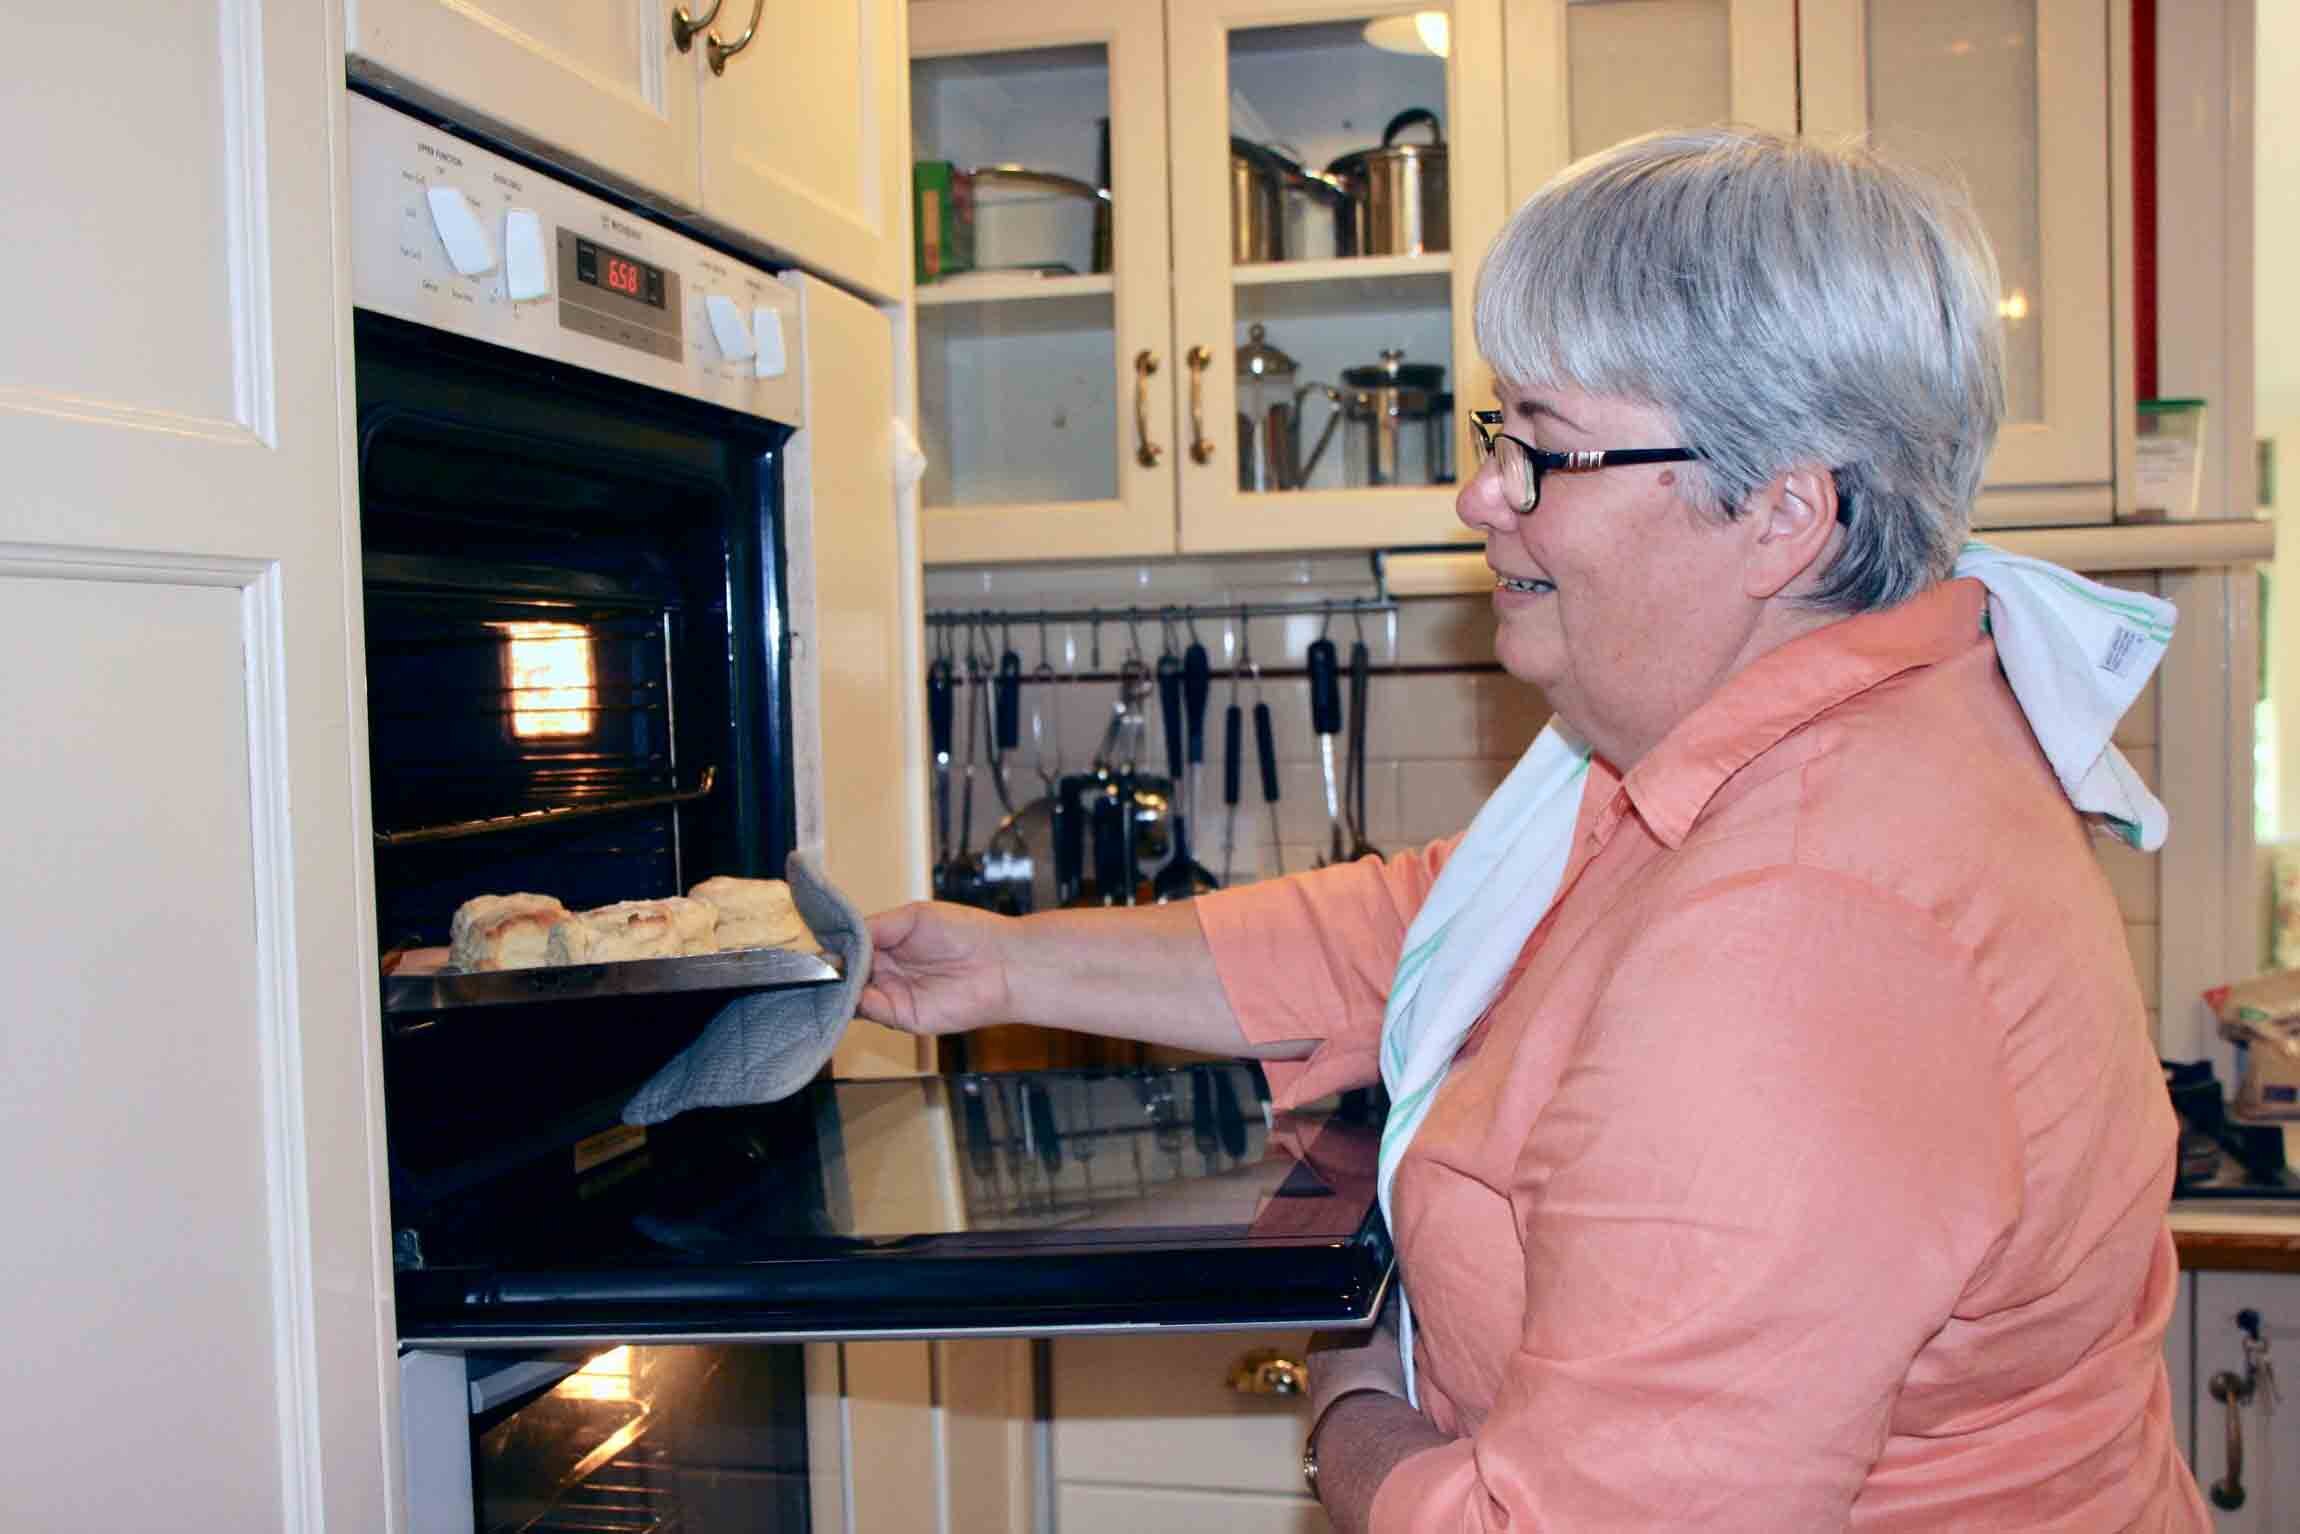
left=1227, top=1347, right=1306, bottom=1396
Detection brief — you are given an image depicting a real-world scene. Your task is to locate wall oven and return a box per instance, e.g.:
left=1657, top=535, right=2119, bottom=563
left=350, top=90, right=1388, bottom=1534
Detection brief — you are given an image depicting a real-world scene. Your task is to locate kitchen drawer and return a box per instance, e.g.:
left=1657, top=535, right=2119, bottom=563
left=1058, top=1483, right=1327, bottom=1534
left=1051, top=1330, right=1316, bottom=1496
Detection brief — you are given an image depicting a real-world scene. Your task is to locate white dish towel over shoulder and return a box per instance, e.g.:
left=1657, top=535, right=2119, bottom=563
left=1372, top=544, right=2175, bottom=1402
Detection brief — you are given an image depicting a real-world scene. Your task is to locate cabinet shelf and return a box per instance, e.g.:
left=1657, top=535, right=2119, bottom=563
left=916, top=272, right=1117, bottom=308
left=1231, top=252, right=1451, bottom=289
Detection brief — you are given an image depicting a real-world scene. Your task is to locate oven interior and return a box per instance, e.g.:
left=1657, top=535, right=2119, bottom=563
left=355, top=311, right=799, bottom=1202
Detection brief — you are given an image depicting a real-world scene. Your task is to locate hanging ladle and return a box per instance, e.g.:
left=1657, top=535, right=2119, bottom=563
left=1153, top=617, right=1219, bottom=900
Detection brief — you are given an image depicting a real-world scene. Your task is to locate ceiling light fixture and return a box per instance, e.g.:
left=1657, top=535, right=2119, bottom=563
left=1363, top=10, right=1450, bottom=59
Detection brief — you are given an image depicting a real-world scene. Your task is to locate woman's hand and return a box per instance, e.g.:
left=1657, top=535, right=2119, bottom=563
left=856, top=901, right=1017, bottom=1037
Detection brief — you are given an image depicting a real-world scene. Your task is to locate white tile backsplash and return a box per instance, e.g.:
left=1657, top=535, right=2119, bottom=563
left=931, top=563, right=2174, bottom=1003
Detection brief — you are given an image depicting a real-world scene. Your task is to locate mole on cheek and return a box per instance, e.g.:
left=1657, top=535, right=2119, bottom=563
left=1657, top=470, right=1677, bottom=487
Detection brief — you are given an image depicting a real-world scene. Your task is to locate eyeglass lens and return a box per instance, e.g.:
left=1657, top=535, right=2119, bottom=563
left=1474, top=426, right=1537, bottom=511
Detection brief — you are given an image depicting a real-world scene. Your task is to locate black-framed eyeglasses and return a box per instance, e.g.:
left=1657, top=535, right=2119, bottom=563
left=1469, top=409, right=1700, bottom=516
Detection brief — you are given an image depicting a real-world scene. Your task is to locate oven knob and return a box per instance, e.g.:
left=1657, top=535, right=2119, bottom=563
left=503, top=209, right=551, bottom=302
left=751, top=305, right=787, bottom=379
left=703, top=293, right=757, bottom=364
left=424, top=185, right=497, bottom=278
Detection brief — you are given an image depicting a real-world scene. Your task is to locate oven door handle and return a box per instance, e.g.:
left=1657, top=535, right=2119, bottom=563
left=374, top=765, right=718, bottom=847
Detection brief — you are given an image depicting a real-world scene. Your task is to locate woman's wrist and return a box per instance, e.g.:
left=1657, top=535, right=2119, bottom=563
left=1302, top=1386, right=1400, bottom=1499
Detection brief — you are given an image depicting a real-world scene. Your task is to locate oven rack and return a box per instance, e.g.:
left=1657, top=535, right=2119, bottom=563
left=375, top=765, right=717, bottom=847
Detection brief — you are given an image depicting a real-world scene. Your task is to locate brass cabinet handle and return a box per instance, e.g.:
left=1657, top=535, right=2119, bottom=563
left=1186, top=344, right=1216, bottom=464
left=2210, top=1368, right=2249, bottom=1509
left=1133, top=349, right=1164, bottom=467
left=1226, top=1347, right=1307, bottom=1396
left=670, top=0, right=722, bottom=51
left=2208, top=1306, right=2278, bottom=1511
left=707, top=0, right=764, bottom=73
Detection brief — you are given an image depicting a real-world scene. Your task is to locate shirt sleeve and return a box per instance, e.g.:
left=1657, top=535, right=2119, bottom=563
left=1192, top=836, right=1460, bottom=1108
left=1373, top=866, right=2025, bottom=1531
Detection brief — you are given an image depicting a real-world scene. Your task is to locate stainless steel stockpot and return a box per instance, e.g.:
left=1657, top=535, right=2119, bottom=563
left=1326, top=108, right=1449, bottom=257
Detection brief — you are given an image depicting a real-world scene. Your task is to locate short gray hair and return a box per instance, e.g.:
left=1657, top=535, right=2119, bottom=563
left=1474, top=128, right=2005, bottom=612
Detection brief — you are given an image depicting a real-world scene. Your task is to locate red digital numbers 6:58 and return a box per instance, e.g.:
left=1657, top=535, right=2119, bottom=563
left=604, top=256, right=642, bottom=296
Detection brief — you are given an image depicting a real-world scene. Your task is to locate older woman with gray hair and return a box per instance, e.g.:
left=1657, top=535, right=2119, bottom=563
left=860, top=128, right=2205, bottom=1530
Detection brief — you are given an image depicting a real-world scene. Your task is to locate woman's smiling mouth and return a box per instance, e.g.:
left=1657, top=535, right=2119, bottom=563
left=1496, top=576, right=1555, bottom=594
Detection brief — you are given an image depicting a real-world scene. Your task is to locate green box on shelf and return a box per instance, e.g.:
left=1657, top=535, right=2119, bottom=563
left=913, top=161, right=974, bottom=286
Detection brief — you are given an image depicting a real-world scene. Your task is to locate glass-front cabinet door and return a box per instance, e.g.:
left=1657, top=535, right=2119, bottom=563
left=910, top=3, right=1179, bottom=562
left=1801, top=0, right=2118, bottom=520
left=1166, top=0, right=1509, bottom=555
left=1502, top=0, right=1797, bottom=204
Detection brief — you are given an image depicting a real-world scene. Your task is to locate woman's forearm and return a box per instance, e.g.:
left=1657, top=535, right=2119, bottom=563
left=1000, top=903, right=1313, bottom=1060
left=1313, top=1391, right=1448, bottom=1533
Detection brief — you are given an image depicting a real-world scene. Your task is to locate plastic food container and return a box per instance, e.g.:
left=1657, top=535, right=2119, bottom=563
left=2132, top=397, right=2208, bottom=520
left=969, top=167, right=1108, bottom=276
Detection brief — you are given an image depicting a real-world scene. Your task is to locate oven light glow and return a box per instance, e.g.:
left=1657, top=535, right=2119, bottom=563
left=496, top=621, right=597, bottom=738
left=560, top=1345, right=636, bottom=1403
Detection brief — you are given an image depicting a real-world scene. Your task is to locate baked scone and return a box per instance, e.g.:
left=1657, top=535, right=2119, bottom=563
left=547, top=896, right=720, bottom=965
left=448, top=893, right=570, bottom=972
left=687, top=875, right=821, bottom=953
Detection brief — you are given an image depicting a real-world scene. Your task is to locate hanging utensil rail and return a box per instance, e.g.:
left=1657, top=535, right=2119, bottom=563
left=926, top=595, right=1396, bottom=637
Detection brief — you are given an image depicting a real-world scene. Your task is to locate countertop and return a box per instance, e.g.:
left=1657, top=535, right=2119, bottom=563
left=2169, top=1202, right=2300, bottom=1274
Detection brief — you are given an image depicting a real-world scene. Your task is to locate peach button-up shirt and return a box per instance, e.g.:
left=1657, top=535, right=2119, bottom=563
left=1197, top=580, right=2205, bottom=1531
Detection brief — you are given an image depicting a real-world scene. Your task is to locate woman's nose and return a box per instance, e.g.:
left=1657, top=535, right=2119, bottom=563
left=1456, top=452, right=1514, bottom=534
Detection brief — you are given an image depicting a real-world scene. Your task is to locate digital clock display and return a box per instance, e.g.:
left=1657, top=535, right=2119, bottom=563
left=573, top=236, right=666, bottom=310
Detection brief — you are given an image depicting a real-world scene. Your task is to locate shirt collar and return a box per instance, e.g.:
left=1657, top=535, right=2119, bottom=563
left=1615, top=577, right=1988, bottom=849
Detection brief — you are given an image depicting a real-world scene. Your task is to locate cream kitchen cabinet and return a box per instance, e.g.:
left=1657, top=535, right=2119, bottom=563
left=1, top=1, right=397, bottom=1528
left=2181, top=1271, right=2300, bottom=1530
left=1502, top=0, right=1798, bottom=203
left=1801, top=0, right=2127, bottom=523
left=346, top=0, right=910, bottom=299
left=1051, top=1330, right=1330, bottom=1533
left=1505, top=0, right=2125, bottom=526
left=912, top=0, right=1509, bottom=564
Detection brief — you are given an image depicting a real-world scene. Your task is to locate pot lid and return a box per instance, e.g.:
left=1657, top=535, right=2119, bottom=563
left=1343, top=348, right=1444, bottom=390
left=1237, top=323, right=1299, bottom=380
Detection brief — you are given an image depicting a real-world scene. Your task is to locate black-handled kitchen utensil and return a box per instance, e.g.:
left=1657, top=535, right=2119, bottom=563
left=995, top=648, right=1022, bottom=753
left=1211, top=1066, right=1248, bottom=1160
left=1254, top=694, right=1282, bottom=874
left=1221, top=694, right=1243, bottom=884
left=1343, top=635, right=1379, bottom=860
left=927, top=656, right=955, bottom=882
left=960, top=1079, right=995, bottom=1183
left=1153, top=635, right=1220, bottom=901
left=1022, top=1077, right=1063, bottom=1177
left=1157, top=651, right=1185, bottom=783
left=1090, top=782, right=1128, bottom=906
left=1183, top=640, right=1212, bottom=769
left=1190, top=1065, right=1220, bottom=1169
left=1307, top=636, right=1345, bottom=866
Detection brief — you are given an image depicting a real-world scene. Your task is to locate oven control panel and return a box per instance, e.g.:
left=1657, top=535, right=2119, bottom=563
left=347, top=93, right=802, bottom=427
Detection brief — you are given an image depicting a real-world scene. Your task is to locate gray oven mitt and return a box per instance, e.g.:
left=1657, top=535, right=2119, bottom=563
left=621, top=849, right=873, bottom=1125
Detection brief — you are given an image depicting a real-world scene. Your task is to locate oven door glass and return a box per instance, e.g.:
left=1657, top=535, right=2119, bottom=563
left=395, top=1065, right=1392, bottom=1347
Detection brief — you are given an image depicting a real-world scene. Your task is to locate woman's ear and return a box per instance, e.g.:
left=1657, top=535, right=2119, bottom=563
left=1739, top=463, right=1840, bottom=599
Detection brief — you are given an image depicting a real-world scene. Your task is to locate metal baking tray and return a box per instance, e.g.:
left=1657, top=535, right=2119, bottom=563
left=382, top=947, right=842, bottom=1014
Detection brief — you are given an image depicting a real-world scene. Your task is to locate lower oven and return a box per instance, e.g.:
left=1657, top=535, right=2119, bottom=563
left=350, top=88, right=1391, bottom=1534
